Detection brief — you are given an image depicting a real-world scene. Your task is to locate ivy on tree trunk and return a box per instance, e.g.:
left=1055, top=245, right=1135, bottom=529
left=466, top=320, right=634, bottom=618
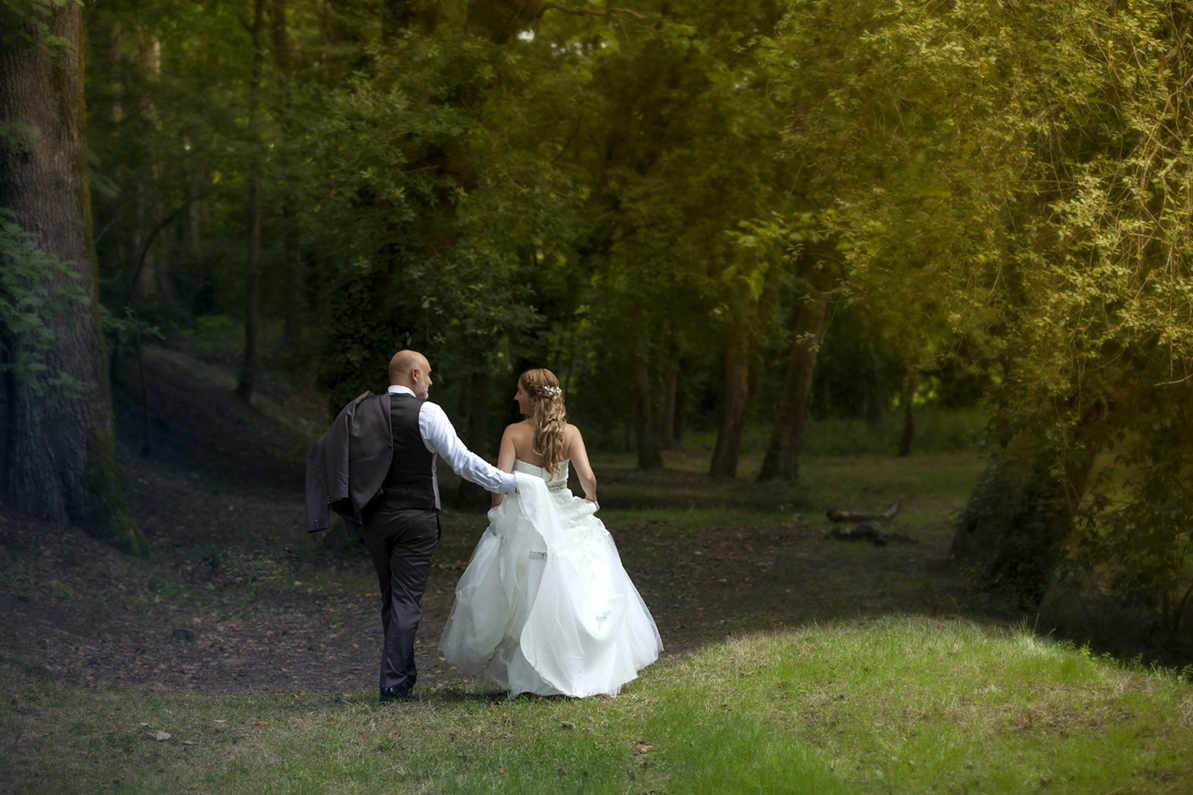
left=0, top=0, right=148, bottom=556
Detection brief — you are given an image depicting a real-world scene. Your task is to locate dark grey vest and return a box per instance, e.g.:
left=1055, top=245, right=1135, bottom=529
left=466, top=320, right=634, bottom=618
left=382, top=393, right=441, bottom=511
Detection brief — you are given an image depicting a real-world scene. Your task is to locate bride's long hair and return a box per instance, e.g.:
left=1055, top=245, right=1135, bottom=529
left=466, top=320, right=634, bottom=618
left=520, top=368, right=567, bottom=476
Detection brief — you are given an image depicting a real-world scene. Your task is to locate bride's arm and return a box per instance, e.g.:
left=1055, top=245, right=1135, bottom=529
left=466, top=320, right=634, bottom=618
left=568, top=426, right=599, bottom=511
left=491, top=426, right=518, bottom=508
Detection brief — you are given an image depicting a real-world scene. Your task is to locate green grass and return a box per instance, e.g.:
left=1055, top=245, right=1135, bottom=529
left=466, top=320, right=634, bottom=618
left=3, top=616, right=1190, bottom=794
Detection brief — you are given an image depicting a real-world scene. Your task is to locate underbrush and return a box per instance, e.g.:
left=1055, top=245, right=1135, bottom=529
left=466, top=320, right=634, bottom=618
left=661, top=408, right=984, bottom=459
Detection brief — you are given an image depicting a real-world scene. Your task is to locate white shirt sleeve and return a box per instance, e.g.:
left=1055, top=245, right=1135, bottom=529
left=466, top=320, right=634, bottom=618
left=418, top=401, right=518, bottom=494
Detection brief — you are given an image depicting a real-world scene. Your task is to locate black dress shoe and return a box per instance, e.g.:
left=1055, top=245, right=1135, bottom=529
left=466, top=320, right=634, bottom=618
left=380, top=687, right=418, bottom=704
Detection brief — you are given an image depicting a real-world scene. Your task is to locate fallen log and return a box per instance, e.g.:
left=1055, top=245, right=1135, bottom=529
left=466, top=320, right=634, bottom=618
left=826, top=498, right=903, bottom=523
left=826, top=521, right=918, bottom=547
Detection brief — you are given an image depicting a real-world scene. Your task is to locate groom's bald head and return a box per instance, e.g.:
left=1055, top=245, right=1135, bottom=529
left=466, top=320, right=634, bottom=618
left=389, top=350, right=432, bottom=398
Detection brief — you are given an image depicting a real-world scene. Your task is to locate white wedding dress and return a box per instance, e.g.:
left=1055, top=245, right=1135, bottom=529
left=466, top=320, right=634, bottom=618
left=439, top=460, right=662, bottom=698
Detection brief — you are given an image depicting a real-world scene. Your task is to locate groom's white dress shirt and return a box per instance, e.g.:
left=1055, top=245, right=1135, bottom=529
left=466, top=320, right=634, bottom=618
left=387, top=385, right=517, bottom=495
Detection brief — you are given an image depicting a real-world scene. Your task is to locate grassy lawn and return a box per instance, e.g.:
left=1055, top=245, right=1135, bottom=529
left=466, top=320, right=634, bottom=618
left=3, top=617, right=1190, bottom=794
left=4, top=448, right=1191, bottom=793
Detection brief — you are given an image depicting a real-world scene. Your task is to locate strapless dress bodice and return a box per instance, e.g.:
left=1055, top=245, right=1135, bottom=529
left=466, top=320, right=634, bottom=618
left=512, top=459, right=570, bottom=492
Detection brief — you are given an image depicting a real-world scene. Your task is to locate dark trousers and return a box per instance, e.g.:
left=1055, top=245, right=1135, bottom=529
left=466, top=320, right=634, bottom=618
left=360, top=500, right=440, bottom=695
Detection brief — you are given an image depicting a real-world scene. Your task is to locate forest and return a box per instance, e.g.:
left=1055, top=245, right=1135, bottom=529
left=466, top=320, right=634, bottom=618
left=5, top=2, right=1193, bottom=792
left=4, top=0, right=1193, bottom=645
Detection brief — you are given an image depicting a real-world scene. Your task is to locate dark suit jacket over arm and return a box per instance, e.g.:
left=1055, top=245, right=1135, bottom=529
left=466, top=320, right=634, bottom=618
left=305, top=392, right=394, bottom=535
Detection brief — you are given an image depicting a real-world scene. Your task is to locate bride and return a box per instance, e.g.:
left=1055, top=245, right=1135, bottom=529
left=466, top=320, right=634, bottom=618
left=439, top=368, right=662, bottom=698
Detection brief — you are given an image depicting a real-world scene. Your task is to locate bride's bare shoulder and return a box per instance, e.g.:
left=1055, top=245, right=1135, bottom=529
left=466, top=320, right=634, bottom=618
left=563, top=423, right=584, bottom=446
left=503, top=420, right=535, bottom=439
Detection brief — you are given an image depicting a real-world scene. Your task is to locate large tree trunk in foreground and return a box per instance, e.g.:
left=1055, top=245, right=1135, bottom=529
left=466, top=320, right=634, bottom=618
left=709, top=284, right=751, bottom=480
left=0, top=4, right=148, bottom=555
left=757, top=291, right=829, bottom=482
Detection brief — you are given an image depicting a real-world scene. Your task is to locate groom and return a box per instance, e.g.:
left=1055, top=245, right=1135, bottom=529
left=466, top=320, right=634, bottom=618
left=305, top=350, right=517, bottom=703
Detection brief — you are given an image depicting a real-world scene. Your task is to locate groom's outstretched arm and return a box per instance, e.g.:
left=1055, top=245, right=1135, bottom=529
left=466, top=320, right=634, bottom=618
left=491, top=426, right=520, bottom=509
left=418, top=401, right=517, bottom=494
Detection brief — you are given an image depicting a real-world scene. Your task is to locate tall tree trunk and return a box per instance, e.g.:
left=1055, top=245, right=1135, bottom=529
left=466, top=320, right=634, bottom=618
left=272, top=0, right=302, bottom=346
left=190, top=164, right=214, bottom=316
left=757, top=291, right=829, bottom=482
left=455, top=366, right=493, bottom=509
left=134, top=26, right=163, bottom=299
left=897, top=372, right=915, bottom=457
left=954, top=405, right=1107, bottom=608
left=657, top=358, right=679, bottom=451
left=709, top=283, right=751, bottom=479
left=864, top=344, right=884, bottom=430
left=108, top=21, right=123, bottom=123
left=633, top=336, right=662, bottom=469
left=281, top=206, right=300, bottom=344
left=237, top=0, right=266, bottom=403
left=0, top=3, right=148, bottom=555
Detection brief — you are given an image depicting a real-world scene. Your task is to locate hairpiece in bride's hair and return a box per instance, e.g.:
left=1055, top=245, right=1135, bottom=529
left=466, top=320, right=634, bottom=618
left=541, top=385, right=562, bottom=400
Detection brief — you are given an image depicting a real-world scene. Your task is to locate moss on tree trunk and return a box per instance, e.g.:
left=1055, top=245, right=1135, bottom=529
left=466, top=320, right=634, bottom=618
left=1, top=1, right=149, bottom=557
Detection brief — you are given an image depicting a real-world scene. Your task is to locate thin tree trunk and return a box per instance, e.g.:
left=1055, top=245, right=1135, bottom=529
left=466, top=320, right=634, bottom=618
left=272, top=0, right=302, bottom=346
left=757, top=292, right=829, bottom=482
left=109, top=21, right=123, bottom=123
left=864, top=345, right=884, bottom=430
left=658, top=358, right=679, bottom=451
left=134, top=26, right=163, bottom=299
left=897, top=372, right=914, bottom=457
left=455, top=367, right=492, bottom=509
left=0, top=3, right=148, bottom=554
left=237, top=0, right=266, bottom=403
left=467, top=367, right=490, bottom=457
left=633, top=336, right=662, bottom=469
left=190, top=165, right=214, bottom=315
left=136, top=335, right=150, bottom=457
left=709, top=283, right=751, bottom=480
left=281, top=205, right=301, bottom=344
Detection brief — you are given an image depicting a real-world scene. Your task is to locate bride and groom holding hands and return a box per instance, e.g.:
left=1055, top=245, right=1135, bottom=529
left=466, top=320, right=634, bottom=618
left=305, top=350, right=661, bottom=703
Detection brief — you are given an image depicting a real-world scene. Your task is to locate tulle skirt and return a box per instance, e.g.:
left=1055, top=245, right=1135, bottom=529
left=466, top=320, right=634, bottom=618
left=439, top=471, right=662, bottom=698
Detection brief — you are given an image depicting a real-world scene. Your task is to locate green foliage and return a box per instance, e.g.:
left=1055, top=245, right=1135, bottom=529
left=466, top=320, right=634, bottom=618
left=305, top=34, right=547, bottom=406
left=78, top=0, right=1193, bottom=625
left=0, top=0, right=77, bottom=52
left=767, top=0, right=1193, bottom=618
left=0, top=209, right=87, bottom=403
left=99, top=304, right=164, bottom=348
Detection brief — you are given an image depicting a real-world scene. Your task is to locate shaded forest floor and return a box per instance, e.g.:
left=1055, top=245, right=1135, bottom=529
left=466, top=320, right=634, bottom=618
left=0, top=340, right=1187, bottom=701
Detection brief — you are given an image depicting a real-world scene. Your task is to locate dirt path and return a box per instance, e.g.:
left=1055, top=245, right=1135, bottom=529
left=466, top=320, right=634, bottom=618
left=0, top=344, right=966, bottom=696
